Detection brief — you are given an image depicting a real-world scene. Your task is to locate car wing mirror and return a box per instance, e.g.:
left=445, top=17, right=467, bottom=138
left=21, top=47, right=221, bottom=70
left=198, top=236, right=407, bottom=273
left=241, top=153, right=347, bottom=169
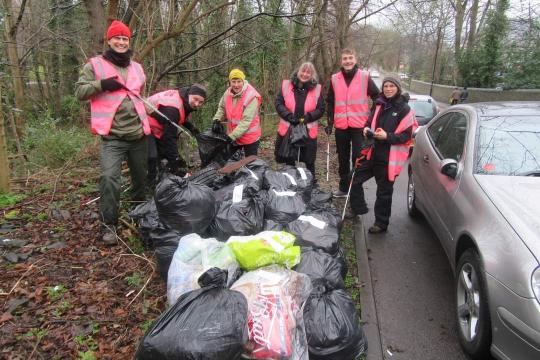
left=440, top=159, right=458, bottom=179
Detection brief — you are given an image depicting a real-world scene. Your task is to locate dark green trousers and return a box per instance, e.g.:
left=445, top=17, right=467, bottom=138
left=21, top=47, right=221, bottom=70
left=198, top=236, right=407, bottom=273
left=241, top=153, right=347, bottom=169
left=100, top=137, right=148, bottom=225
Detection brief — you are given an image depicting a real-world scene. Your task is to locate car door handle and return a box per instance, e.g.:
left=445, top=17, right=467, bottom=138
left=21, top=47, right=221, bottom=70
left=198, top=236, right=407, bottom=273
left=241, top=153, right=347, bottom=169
left=423, top=155, right=429, bottom=164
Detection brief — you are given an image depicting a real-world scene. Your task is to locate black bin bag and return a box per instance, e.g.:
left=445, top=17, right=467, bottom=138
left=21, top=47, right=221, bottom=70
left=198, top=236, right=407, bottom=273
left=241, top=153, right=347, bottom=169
left=304, top=279, right=367, bottom=360
left=285, top=213, right=340, bottom=255
left=197, top=130, right=238, bottom=167
left=294, top=247, right=345, bottom=289
left=154, top=173, right=215, bottom=235
left=264, top=189, right=306, bottom=224
left=151, top=228, right=182, bottom=281
left=128, top=198, right=164, bottom=248
left=136, top=268, right=249, bottom=360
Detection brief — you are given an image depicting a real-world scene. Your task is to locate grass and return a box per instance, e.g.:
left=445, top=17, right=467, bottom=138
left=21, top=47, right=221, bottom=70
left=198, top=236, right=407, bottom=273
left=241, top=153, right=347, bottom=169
left=0, top=193, right=26, bottom=209
left=46, top=284, right=67, bottom=302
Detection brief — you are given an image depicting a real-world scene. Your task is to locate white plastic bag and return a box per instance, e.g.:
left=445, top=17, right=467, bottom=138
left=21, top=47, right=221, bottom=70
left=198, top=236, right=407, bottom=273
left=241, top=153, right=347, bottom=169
left=167, top=233, right=239, bottom=305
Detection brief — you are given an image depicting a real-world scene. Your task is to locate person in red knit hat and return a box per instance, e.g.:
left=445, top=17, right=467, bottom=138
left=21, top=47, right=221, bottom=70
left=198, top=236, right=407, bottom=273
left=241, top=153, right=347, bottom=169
left=75, top=20, right=149, bottom=245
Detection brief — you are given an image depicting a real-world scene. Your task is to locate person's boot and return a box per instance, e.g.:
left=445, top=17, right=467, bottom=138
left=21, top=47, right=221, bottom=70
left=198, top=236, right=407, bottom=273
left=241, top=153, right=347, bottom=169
left=368, top=224, right=388, bottom=234
left=332, top=189, right=348, bottom=198
left=101, top=224, right=118, bottom=246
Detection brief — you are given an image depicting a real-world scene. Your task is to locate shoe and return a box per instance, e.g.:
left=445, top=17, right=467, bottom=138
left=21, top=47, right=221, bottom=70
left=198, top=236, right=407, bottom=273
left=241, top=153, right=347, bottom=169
left=368, top=224, right=387, bottom=234
left=332, top=189, right=348, bottom=198
left=101, top=224, right=118, bottom=245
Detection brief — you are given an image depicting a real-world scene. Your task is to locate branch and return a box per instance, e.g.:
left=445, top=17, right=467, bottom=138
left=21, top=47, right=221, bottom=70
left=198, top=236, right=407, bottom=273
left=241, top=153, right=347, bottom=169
left=156, top=10, right=316, bottom=81
left=136, top=0, right=200, bottom=60
left=169, top=41, right=269, bottom=74
left=9, top=0, right=28, bottom=37
left=350, top=0, right=400, bottom=26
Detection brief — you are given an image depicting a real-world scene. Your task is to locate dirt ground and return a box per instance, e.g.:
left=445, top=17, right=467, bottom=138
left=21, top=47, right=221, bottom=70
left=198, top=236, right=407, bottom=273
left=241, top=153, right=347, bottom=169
left=0, top=133, right=358, bottom=359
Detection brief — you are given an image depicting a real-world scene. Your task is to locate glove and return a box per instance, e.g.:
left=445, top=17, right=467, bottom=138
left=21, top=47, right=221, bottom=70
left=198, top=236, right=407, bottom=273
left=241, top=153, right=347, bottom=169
left=226, top=135, right=236, bottom=145
left=289, top=117, right=300, bottom=126
left=212, top=120, right=224, bottom=134
left=100, top=77, right=124, bottom=92
left=325, top=125, right=333, bottom=135
left=190, top=127, right=200, bottom=137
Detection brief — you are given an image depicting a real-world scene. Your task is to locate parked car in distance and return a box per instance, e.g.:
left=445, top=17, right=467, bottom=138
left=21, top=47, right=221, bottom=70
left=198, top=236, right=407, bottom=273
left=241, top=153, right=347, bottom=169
left=399, top=72, right=409, bottom=79
left=407, top=102, right=540, bottom=360
left=408, top=95, right=439, bottom=126
left=370, top=69, right=380, bottom=78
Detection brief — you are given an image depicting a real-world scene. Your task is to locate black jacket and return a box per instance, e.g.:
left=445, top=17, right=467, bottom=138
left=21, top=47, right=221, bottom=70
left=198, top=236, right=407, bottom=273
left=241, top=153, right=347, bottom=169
left=368, top=93, right=413, bottom=163
left=275, top=74, right=325, bottom=123
left=326, top=65, right=380, bottom=125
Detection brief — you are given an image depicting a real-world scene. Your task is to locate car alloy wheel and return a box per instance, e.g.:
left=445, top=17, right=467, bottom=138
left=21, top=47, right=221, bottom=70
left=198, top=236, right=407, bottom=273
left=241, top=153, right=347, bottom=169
left=455, top=249, right=492, bottom=359
left=406, top=174, right=419, bottom=217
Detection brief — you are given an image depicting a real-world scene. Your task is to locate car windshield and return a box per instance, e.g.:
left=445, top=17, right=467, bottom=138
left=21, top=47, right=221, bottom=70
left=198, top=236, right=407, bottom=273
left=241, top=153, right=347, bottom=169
left=410, top=101, right=434, bottom=118
left=475, top=115, right=540, bottom=176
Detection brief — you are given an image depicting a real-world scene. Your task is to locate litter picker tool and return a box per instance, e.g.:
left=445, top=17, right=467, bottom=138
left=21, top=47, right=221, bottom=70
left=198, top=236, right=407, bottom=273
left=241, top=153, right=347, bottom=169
left=326, top=137, right=330, bottom=182
left=341, top=154, right=366, bottom=221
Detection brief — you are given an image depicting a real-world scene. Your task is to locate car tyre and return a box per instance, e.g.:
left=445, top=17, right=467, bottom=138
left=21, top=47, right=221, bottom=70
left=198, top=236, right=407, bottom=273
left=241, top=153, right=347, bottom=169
left=455, top=249, right=492, bottom=359
left=406, top=174, right=419, bottom=217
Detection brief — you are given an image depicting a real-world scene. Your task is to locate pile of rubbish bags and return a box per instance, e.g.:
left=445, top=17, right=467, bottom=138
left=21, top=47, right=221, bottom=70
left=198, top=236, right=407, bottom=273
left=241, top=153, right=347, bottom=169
left=130, top=158, right=367, bottom=360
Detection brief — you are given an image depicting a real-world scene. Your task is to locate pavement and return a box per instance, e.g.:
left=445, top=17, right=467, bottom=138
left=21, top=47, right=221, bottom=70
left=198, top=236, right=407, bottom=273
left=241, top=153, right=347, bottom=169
left=353, top=175, right=467, bottom=360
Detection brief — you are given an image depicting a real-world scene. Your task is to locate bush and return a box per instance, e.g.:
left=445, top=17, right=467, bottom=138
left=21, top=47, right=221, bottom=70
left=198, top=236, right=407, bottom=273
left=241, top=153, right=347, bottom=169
left=22, top=115, right=93, bottom=168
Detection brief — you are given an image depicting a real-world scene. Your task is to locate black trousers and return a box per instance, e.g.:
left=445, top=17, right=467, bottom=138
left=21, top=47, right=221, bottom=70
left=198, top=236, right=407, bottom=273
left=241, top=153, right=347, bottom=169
left=350, top=159, right=395, bottom=227
left=239, top=140, right=260, bottom=157
left=335, top=127, right=364, bottom=192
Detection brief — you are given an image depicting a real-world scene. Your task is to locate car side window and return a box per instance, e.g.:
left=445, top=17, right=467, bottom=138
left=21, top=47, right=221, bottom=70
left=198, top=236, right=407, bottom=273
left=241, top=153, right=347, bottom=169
left=427, top=113, right=453, bottom=144
left=434, top=113, right=468, bottom=160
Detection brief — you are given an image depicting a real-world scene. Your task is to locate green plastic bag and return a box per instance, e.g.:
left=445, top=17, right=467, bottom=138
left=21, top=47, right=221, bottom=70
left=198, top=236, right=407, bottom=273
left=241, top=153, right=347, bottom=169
left=227, top=231, right=301, bottom=270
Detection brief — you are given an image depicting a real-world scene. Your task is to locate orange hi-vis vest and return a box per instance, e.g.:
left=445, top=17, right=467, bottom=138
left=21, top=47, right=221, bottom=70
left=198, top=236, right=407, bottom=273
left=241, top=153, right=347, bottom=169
left=277, top=80, right=322, bottom=139
left=366, top=104, right=417, bottom=181
left=331, top=70, right=371, bottom=129
left=225, top=83, right=262, bottom=145
left=88, top=56, right=149, bottom=136
left=147, top=90, right=186, bottom=139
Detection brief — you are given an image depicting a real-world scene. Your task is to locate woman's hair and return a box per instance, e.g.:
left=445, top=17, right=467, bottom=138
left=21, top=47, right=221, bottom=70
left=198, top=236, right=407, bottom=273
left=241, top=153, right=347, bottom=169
left=294, top=61, right=318, bottom=82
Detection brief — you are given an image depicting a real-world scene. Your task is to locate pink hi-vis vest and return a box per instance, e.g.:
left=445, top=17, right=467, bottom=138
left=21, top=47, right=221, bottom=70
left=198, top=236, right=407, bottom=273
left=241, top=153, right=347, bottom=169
left=147, top=90, right=186, bottom=139
left=225, top=83, right=262, bottom=145
left=331, top=70, right=371, bottom=129
left=88, top=56, right=150, bottom=136
left=277, top=80, right=322, bottom=139
left=366, top=104, right=417, bottom=181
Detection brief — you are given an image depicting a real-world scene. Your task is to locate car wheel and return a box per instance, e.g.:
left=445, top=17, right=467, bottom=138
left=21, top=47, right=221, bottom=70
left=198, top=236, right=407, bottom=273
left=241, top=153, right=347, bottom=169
left=455, top=249, right=492, bottom=359
left=407, top=174, right=419, bottom=217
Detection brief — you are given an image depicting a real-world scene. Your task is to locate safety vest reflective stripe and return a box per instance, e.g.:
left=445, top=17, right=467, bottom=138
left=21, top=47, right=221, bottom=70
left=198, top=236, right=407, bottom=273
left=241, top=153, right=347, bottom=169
left=332, top=70, right=370, bottom=129
left=225, top=83, right=262, bottom=145
left=88, top=56, right=149, bottom=136
left=334, top=111, right=370, bottom=118
left=335, top=99, right=369, bottom=106
left=277, top=80, right=321, bottom=138
left=147, top=90, right=185, bottom=139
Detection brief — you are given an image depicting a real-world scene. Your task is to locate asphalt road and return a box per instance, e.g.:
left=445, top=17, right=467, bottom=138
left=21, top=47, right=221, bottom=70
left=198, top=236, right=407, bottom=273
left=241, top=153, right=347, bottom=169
left=355, top=171, right=468, bottom=360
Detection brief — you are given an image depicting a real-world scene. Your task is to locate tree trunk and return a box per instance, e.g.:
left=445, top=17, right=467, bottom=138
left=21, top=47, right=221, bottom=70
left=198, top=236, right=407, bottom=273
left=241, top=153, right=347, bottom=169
left=0, top=85, right=10, bottom=192
left=2, top=0, right=26, bottom=136
left=454, top=0, right=468, bottom=81
left=83, top=0, right=106, bottom=55
left=467, top=0, right=479, bottom=48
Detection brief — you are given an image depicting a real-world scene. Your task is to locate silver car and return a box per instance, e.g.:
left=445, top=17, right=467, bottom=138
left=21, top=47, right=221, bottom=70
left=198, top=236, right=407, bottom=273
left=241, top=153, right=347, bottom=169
left=407, top=102, right=540, bottom=359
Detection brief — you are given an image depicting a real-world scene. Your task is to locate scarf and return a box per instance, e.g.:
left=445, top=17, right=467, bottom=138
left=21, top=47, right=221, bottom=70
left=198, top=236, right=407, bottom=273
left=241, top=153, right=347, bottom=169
left=103, top=49, right=132, bottom=68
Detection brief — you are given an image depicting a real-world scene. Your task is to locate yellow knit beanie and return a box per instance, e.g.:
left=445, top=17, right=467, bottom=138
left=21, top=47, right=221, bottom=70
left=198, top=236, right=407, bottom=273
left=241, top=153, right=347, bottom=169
left=229, top=69, right=246, bottom=81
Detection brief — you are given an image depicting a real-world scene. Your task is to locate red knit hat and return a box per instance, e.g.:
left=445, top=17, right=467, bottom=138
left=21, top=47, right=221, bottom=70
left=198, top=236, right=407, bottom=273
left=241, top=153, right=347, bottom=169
left=106, top=20, right=131, bottom=40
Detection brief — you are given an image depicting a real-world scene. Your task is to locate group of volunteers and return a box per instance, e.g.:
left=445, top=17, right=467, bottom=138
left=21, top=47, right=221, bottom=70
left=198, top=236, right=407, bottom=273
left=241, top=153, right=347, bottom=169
left=76, top=20, right=416, bottom=244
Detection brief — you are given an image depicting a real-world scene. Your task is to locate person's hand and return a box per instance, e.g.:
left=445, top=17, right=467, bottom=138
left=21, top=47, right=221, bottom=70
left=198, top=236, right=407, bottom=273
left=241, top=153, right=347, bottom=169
left=374, top=127, right=387, bottom=140
left=190, top=126, right=200, bottom=137
left=325, top=125, right=333, bottom=135
left=226, top=135, right=236, bottom=145
left=100, top=77, right=124, bottom=92
left=212, top=120, right=224, bottom=134
left=354, top=156, right=363, bottom=168
left=289, top=116, right=300, bottom=126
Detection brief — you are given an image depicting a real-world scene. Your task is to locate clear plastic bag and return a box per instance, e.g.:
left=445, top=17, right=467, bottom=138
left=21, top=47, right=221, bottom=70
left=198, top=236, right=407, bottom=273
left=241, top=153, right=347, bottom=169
left=167, top=233, right=240, bottom=305
left=231, top=266, right=312, bottom=360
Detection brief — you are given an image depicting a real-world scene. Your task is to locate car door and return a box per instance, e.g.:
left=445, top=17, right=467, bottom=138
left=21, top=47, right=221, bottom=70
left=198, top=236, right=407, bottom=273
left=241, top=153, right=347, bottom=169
left=420, top=112, right=468, bottom=251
